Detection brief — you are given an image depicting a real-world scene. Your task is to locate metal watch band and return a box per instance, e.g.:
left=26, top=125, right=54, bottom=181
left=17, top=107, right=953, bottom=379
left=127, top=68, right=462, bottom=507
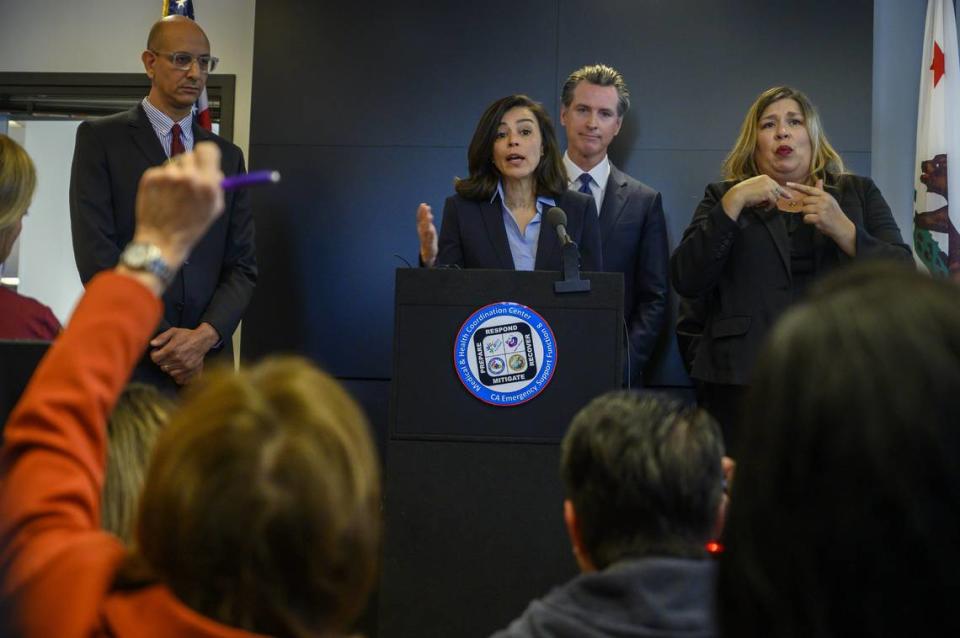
left=119, top=242, right=175, bottom=285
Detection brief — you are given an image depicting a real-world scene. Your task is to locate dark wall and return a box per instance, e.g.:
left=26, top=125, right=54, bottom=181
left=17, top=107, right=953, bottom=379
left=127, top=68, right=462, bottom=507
left=246, top=0, right=873, bottom=390
left=246, top=1, right=873, bottom=635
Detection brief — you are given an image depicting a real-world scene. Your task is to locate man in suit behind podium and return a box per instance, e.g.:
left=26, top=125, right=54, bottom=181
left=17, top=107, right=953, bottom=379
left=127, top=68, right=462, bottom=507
left=70, top=15, right=256, bottom=391
left=560, top=65, right=668, bottom=387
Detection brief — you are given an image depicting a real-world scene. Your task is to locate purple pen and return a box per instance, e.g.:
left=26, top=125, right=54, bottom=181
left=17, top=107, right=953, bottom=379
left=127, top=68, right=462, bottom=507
left=221, top=170, right=281, bottom=191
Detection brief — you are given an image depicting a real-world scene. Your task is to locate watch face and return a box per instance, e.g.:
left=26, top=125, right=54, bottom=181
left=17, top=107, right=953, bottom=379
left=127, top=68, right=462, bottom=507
left=124, top=244, right=149, bottom=267
left=121, top=243, right=171, bottom=282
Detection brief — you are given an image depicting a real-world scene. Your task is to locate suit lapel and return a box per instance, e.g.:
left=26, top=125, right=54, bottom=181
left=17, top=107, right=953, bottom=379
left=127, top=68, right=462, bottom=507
left=128, top=105, right=168, bottom=167
left=192, top=125, right=224, bottom=171
left=480, top=199, right=515, bottom=269
left=757, top=206, right=791, bottom=279
left=193, top=122, right=211, bottom=140
left=599, top=165, right=628, bottom=246
left=193, top=123, right=216, bottom=146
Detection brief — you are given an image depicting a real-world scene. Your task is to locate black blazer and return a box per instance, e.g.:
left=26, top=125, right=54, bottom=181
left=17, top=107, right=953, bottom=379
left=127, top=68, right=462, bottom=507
left=436, top=189, right=602, bottom=272
left=69, top=104, right=257, bottom=342
left=599, top=164, right=668, bottom=384
left=671, top=174, right=912, bottom=385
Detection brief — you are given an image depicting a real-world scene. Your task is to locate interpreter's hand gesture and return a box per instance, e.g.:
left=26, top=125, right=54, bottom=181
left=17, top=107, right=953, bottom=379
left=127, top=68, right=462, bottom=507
left=417, top=202, right=438, bottom=267
left=720, top=175, right=792, bottom=221
left=786, top=179, right=857, bottom=256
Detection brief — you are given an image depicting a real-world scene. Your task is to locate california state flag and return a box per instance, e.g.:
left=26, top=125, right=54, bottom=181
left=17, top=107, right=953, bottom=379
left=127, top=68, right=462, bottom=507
left=915, top=0, right=960, bottom=279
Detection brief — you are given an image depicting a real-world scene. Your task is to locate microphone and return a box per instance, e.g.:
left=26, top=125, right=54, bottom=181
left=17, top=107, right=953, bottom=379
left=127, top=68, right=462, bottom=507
left=546, top=206, right=591, bottom=294
left=546, top=207, right=572, bottom=247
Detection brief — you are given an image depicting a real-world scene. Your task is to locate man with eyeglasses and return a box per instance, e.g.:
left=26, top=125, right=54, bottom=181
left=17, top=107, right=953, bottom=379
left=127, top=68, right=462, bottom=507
left=69, top=15, right=256, bottom=392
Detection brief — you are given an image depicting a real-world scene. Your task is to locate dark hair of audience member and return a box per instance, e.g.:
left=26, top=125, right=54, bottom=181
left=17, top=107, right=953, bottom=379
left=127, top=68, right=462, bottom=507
left=455, top=94, right=567, bottom=201
left=561, top=391, right=724, bottom=568
left=115, top=357, right=382, bottom=637
left=719, top=261, right=960, bottom=637
left=102, top=383, right=173, bottom=544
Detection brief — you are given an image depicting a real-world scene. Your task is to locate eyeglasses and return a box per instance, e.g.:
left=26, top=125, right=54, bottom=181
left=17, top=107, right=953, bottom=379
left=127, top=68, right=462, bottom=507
left=150, top=50, right=219, bottom=73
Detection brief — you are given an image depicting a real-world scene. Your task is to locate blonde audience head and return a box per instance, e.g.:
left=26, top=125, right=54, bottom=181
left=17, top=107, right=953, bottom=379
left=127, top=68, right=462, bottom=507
left=0, top=134, right=37, bottom=263
left=102, top=384, right=173, bottom=543
left=126, top=357, right=381, bottom=636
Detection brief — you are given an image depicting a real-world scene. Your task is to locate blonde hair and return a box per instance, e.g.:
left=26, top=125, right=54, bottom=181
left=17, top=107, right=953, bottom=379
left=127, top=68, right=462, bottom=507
left=131, top=357, right=381, bottom=636
left=721, top=86, right=845, bottom=183
left=0, top=134, right=36, bottom=232
left=102, top=384, right=172, bottom=544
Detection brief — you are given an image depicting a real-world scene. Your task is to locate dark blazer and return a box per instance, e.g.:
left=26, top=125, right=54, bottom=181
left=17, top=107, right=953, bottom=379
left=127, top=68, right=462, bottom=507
left=69, top=104, right=257, bottom=387
left=436, top=189, right=602, bottom=272
left=671, top=174, right=912, bottom=386
left=599, top=164, right=668, bottom=385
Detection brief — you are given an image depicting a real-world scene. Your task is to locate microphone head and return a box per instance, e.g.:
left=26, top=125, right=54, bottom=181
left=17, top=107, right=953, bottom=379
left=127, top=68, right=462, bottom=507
left=546, top=206, right=568, bottom=228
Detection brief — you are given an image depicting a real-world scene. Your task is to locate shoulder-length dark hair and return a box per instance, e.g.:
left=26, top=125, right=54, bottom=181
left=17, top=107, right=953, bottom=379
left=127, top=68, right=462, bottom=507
left=455, top=94, right=567, bottom=201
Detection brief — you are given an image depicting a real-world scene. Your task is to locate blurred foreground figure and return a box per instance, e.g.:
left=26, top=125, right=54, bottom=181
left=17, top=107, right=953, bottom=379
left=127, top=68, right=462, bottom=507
left=0, top=142, right=380, bottom=638
left=720, top=261, right=960, bottom=637
left=492, top=391, right=724, bottom=638
left=101, top=383, right=172, bottom=544
left=0, top=134, right=60, bottom=340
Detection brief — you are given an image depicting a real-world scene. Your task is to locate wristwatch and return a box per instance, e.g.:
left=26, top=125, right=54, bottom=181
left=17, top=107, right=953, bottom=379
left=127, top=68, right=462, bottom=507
left=119, top=242, right=174, bottom=285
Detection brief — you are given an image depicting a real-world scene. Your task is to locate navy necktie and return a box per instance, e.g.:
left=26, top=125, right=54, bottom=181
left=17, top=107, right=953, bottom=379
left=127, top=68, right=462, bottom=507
left=577, top=173, right=592, bottom=195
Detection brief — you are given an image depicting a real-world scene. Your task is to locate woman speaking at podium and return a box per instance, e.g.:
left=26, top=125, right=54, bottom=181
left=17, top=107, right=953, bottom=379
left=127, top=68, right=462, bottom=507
left=416, top=94, right=601, bottom=272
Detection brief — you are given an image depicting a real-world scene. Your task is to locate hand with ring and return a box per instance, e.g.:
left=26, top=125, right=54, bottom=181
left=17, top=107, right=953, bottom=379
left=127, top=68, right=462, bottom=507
left=720, top=174, right=792, bottom=221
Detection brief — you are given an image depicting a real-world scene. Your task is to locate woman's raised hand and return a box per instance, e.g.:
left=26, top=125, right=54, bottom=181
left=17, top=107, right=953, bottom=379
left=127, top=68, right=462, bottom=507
left=416, top=203, right=438, bottom=267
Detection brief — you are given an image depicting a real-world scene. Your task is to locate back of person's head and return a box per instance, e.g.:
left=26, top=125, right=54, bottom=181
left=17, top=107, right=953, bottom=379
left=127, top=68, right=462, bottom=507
left=561, top=391, right=724, bottom=568
left=102, top=383, right=172, bottom=544
left=0, top=134, right=37, bottom=262
left=129, top=356, right=381, bottom=636
left=720, top=261, right=960, bottom=637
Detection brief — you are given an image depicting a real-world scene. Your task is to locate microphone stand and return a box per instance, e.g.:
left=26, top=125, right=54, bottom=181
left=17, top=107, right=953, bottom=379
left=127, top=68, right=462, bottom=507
left=554, top=241, right=591, bottom=293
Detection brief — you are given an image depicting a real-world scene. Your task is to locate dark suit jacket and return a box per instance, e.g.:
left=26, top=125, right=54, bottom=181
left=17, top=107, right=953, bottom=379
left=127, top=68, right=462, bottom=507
left=69, top=104, right=257, bottom=388
left=671, top=174, right=912, bottom=386
left=599, top=164, right=668, bottom=385
left=436, top=190, right=602, bottom=272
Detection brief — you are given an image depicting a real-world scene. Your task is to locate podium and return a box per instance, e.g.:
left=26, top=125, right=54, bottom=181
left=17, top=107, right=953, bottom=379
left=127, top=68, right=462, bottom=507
left=379, top=269, right=623, bottom=637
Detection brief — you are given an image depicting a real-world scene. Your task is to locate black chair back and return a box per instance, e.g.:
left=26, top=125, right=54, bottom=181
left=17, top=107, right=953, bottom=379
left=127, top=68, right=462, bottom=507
left=0, top=340, right=50, bottom=441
